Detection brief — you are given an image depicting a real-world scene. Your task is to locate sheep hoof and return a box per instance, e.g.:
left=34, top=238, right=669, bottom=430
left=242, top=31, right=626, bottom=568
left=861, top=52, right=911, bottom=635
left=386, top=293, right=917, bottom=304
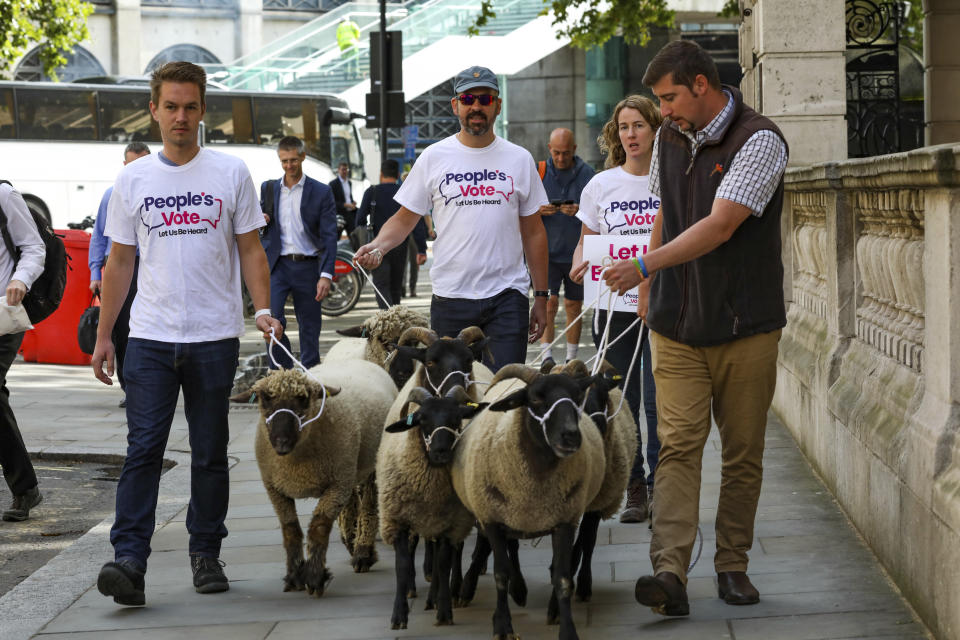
left=390, top=621, right=408, bottom=630
left=406, top=588, right=417, bottom=599
left=304, top=567, right=333, bottom=597
left=546, top=613, right=559, bottom=625
left=424, top=598, right=435, bottom=611
left=452, top=597, right=466, bottom=608
left=434, top=616, right=453, bottom=626
left=424, top=574, right=433, bottom=583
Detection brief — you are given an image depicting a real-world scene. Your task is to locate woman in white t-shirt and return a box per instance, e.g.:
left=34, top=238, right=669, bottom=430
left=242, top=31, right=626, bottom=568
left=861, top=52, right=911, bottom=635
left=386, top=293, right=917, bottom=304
left=570, top=95, right=663, bottom=524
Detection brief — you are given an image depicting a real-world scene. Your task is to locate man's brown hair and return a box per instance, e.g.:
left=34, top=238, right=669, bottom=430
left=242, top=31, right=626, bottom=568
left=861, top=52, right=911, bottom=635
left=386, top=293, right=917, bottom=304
left=642, top=40, right=721, bottom=91
left=150, top=61, right=207, bottom=106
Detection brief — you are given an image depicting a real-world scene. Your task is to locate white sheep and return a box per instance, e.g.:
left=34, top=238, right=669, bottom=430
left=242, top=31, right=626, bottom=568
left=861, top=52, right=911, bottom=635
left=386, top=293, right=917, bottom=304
left=377, top=385, right=488, bottom=629
left=450, top=364, right=606, bottom=640
left=251, top=359, right=396, bottom=596
left=331, top=306, right=429, bottom=374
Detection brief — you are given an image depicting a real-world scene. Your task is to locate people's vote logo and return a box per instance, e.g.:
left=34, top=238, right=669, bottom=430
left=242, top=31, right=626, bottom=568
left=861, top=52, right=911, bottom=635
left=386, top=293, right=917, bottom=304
left=139, top=191, right=223, bottom=237
left=438, top=169, right=515, bottom=205
left=602, top=197, right=660, bottom=232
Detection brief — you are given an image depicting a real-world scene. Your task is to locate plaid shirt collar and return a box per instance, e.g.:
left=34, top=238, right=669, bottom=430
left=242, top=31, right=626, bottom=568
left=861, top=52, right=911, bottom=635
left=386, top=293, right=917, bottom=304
left=682, top=89, right=735, bottom=155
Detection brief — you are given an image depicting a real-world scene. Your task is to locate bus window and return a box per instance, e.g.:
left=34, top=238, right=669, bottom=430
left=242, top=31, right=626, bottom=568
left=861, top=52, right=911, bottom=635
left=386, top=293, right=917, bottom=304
left=253, top=97, right=319, bottom=155
left=0, top=89, right=13, bottom=138
left=204, top=95, right=254, bottom=145
left=16, top=88, right=98, bottom=140
left=330, top=123, right=362, bottom=178
left=98, top=90, right=159, bottom=142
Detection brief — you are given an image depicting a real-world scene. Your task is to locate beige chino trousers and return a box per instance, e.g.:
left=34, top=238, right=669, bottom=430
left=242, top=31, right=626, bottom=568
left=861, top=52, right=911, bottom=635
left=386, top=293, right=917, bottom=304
left=648, top=328, right=781, bottom=582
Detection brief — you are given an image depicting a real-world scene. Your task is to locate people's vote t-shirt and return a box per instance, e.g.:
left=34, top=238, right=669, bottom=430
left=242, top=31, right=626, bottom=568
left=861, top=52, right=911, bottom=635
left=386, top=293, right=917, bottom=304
left=106, top=148, right=265, bottom=342
left=394, top=135, right=549, bottom=299
left=576, top=167, right=660, bottom=238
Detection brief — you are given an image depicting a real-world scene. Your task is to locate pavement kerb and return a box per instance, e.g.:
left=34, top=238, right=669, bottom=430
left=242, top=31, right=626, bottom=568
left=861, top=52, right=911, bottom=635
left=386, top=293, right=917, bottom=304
left=0, top=448, right=194, bottom=640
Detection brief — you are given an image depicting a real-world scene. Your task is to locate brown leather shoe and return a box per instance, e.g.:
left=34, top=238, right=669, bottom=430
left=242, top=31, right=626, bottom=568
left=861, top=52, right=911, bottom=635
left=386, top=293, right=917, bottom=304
left=635, top=571, right=689, bottom=616
left=717, top=571, right=760, bottom=605
left=620, top=479, right=649, bottom=523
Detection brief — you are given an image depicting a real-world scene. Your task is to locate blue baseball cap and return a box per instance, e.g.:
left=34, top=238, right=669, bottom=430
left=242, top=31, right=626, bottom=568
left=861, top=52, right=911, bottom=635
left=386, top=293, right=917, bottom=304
left=454, top=66, right=499, bottom=93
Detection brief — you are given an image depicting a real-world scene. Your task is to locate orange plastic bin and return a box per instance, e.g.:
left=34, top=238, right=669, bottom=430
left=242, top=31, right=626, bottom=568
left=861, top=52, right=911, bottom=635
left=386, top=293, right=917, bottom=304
left=19, top=229, right=95, bottom=366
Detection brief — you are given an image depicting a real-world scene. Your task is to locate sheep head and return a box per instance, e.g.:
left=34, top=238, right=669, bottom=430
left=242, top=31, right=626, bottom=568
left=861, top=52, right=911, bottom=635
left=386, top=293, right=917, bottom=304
left=337, top=307, right=429, bottom=367
left=252, top=369, right=341, bottom=456
left=387, top=326, right=488, bottom=396
left=489, top=373, right=599, bottom=459
left=385, top=385, right=488, bottom=465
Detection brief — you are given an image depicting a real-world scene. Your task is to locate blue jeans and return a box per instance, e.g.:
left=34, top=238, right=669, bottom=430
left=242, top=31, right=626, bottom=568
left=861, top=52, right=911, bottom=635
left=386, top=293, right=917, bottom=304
left=269, top=257, right=324, bottom=369
left=593, top=311, right=660, bottom=489
left=431, top=288, right=529, bottom=370
left=111, top=337, right=239, bottom=568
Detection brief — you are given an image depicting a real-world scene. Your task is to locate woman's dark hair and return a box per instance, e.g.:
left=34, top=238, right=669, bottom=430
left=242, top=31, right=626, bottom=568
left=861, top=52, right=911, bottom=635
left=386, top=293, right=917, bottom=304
left=642, top=40, right=720, bottom=91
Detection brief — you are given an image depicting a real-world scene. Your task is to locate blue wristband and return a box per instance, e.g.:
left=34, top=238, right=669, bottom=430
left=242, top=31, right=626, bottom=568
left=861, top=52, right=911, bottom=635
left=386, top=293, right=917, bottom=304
left=635, top=255, right=649, bottom=278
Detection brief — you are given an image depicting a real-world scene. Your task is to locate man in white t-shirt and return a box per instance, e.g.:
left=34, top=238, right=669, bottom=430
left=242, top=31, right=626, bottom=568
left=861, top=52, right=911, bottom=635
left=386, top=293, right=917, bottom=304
left=355, top=66, right=550, bottom=368
left=90, top=61, right=283, bottom=607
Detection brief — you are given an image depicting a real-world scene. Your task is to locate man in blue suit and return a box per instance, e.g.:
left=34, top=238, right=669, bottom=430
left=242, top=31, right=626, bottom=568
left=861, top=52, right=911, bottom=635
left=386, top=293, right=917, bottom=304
left=260, top=136, right=338, bottom=369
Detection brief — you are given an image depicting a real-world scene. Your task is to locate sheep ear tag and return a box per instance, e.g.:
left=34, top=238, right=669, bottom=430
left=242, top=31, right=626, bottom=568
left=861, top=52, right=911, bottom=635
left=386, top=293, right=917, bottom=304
left=406, top=414, right=414, bottom=425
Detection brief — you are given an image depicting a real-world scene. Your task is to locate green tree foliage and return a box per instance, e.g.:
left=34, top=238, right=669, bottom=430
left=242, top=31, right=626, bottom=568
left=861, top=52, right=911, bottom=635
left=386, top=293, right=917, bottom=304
left=0, top=0, right=94, bottom=81
left=469, top=0, right=675, bottom=49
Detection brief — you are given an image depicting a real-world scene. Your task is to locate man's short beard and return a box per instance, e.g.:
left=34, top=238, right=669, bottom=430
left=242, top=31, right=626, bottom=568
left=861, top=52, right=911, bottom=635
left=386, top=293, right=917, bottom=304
left=461, top=114, right=491, bottom=137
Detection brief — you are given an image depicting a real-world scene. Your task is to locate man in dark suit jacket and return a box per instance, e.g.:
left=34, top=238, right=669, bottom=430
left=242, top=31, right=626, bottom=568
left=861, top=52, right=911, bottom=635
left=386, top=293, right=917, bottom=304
left=260, top=136, right=338, bottom=369
left=329, top=161, right=357, bottom=234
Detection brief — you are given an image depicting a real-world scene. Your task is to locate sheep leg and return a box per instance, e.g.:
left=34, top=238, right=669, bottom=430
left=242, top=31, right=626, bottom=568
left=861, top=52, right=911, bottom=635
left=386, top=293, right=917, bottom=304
left=391, top=529, right=413, bottom=630
left=574, top=512, right=600, bottom=602
left=433, top=537, right=455, bottom=625
left=451, top=541, right=465, bottom=607
left=425, top=545, right=437, bottom=610
left=507, top=538, right=527, bottom=607
left=459, top=530, right=491, bottom=606
left=338, top=487, right=359, bottom=556
left=265, top=485, right=305, bottom=592
left=351, top=476, right=379, bottom=573
left=406, top=534, right=419, bottom=598
left=304, top=512, right=334, bottom=597
left=485, top=523, right=518, bottom=640
left=423, top=538, right=434, bottom=583
left=551, top=523, right=579, bottom=640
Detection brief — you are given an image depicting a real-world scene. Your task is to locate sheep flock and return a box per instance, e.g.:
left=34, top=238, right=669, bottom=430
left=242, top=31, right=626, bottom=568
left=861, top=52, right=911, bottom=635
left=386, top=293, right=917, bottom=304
left=250, top=305, right=638, bottom=640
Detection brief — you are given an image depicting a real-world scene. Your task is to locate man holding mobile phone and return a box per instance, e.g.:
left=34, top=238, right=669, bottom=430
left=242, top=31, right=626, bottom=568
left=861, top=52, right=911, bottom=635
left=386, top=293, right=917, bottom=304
left=536, top=128, right=594, bottom=364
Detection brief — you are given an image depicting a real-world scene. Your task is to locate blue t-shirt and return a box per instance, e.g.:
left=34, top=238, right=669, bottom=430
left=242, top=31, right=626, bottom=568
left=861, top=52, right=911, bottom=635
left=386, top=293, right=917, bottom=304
left=540, top=156, right=594, bottom=262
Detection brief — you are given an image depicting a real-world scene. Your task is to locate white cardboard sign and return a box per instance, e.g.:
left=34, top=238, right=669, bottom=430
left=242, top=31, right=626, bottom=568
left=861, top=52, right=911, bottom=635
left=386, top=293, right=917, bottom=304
left=582, top=235, right=650, bottom=313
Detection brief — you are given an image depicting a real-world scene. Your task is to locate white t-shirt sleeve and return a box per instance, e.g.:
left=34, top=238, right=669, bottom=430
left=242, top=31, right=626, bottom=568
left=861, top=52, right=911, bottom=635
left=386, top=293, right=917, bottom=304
left=519, top=156, right=549, bottom=216
left=393, top=155, right=431, bottom=216
left=575, top=177, right=602, bottom=233
left=233, top=165, right=266, bottom=235
left=104, top=182, right=138, bottom=246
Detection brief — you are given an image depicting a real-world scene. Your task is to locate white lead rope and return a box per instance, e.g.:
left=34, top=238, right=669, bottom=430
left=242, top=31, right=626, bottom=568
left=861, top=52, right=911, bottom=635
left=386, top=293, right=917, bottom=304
left=351, top=254, right=395, bottom=309
left=264, top=327, right=328, bottom=431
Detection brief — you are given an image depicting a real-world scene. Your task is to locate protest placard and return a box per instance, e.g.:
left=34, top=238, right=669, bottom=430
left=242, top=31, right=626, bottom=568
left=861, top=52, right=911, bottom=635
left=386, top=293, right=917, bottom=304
left=582, top=235, right=650, bottom=313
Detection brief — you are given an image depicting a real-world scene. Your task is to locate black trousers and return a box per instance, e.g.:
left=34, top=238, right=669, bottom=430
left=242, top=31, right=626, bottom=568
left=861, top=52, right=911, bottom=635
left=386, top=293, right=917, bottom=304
left=109, top=255, right=139, bottom=390
left=0, top=332, right=36, bottom=496
left=373, top=244, right=408, bottom=309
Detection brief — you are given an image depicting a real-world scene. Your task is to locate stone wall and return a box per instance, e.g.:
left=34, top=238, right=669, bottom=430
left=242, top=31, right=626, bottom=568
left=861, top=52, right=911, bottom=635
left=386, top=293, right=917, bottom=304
left=775, top=144, right=960, bottom=640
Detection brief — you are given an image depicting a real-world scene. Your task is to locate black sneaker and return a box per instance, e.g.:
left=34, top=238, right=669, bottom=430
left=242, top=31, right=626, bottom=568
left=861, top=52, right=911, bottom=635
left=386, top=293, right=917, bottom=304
left=191, top=556, right=229, bottom=593
left=118, top=395, right=127, bottom=408
left=97, top=559, right=146, bottom=606
left=2, top=486, right=42, bottom=522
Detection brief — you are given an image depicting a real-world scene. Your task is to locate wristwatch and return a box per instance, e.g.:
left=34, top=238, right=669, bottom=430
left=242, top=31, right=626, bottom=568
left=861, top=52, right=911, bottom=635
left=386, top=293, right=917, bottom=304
left=533, top=290, right=550, bottom=298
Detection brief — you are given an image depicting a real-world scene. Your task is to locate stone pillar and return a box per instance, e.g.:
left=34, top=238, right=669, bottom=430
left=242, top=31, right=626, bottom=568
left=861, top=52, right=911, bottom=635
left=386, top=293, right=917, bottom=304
left=740, top=0, right=847, bottom=165
left=237, top=0, right=264, bottom=61
left=923, top=0, right=960, bottom=145
left=112, top=0, right=142, bottom=76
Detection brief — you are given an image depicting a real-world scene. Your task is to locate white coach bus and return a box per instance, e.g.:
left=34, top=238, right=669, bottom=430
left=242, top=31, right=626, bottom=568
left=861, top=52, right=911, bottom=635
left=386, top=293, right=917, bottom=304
left=0, top=79, right=366, bottom=228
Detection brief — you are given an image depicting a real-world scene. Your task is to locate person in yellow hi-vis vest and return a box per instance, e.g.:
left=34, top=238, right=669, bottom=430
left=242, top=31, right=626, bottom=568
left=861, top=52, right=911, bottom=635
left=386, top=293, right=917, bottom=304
left=336, top=17, right=361, bottom=79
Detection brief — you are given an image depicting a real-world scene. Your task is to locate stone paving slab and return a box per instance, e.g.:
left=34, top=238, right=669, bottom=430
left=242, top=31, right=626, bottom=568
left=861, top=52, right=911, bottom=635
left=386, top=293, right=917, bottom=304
left=0, top=284, right=934, bottom=640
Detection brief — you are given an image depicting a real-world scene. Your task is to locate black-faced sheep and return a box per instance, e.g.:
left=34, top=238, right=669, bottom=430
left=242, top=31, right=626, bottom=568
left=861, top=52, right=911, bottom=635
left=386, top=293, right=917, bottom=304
left=383, top=325, right=494, bottom=587
left=540, top=359, right=637, bottom=610
left=450, top=365, right=606, bottom=640
left=378, top=385, right=488, bottom=629
left=251, top=360, right=396, bottom=596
